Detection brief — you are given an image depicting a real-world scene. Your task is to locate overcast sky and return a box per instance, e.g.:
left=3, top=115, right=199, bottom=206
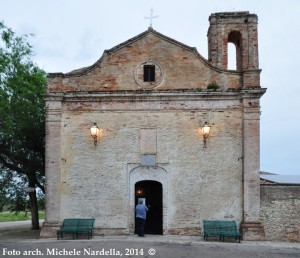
left=1, top=0, right=300, bottom=175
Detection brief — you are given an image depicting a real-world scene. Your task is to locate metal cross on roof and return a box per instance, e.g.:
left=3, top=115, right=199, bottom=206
left=145, top=9, right=159, bottom=28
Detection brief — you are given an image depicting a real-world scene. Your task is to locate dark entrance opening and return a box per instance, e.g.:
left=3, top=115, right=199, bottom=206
left=135, top=180, right=163, bottom=235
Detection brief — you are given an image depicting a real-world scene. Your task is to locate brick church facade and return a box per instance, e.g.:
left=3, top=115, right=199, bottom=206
left=41, top=12, right=266, bottom=240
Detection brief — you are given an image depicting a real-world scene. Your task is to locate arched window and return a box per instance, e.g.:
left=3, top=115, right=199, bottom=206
left=227, top=42, right=236, bottom=70
left=228, top=31, right=242, bottom=71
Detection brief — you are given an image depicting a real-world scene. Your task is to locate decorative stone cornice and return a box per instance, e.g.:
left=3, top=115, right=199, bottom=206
left=45, top=88, right=266, bottom=102
left=240, top=88, right=266, bottom=98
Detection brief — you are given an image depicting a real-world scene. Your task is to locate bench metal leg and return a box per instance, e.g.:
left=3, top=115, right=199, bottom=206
left=57, top=232, right=63, bottom=240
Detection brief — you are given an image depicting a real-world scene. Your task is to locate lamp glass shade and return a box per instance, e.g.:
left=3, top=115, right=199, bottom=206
left=90, top=124, right=100, bottom=138
left=201, top=123, right=211, bottom=138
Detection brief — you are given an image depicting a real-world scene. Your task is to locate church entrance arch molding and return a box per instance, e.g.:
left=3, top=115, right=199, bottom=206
left=128, top=165, right=168, bottom=234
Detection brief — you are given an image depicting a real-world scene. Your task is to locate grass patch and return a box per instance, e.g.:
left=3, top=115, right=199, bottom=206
left=0, top=211, right=45, bottom=222
left=0, top=212, right=29, bottom=222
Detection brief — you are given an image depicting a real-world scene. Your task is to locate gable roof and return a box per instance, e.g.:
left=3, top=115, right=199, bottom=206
left=48, top=27, right=228, bottom=78
left=106, top=27, right=196, bottom=54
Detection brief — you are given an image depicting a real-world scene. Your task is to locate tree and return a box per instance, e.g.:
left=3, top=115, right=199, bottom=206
left=0, top=168, right=15, bottom=211
left=0, top=21, right=46, bottom=229
left=0, top=168, right=25, bottom=212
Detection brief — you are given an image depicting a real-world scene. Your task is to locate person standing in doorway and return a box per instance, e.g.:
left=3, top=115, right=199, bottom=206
left=135, top=199, right=148, bottom=237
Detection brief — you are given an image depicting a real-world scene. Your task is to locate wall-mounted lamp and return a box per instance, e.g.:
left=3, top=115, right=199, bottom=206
left=136, top=189, right=144, bottom=196
left=90, top=122, right=100, bottom=146
left=201, top=122, right=211, bottom=148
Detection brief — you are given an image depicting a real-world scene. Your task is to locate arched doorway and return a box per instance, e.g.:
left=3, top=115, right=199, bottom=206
left=135, top=180, right=163, bottom=234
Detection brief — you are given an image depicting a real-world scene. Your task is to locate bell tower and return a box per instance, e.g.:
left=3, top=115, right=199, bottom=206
left=208, top=12, right=260, bottom=87
left=208, top=12, right=266, bottom=241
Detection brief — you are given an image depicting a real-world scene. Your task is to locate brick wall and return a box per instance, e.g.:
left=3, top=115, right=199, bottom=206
left=57, top=99, right=244, bottom=235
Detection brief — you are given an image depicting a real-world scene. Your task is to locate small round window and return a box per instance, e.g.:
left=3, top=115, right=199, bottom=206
left=134, top=61, right=163, bottom=89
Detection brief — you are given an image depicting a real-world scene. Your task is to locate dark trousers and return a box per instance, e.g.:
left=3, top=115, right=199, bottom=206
left=136, top=217, right=146, bottom=236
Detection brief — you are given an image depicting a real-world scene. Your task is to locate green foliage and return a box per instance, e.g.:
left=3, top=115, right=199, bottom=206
left=207, top=81, right=220, bottom=91
left=36, top=189, right=45, bottom=210
left=0, top=168, right=29, bottom=212
left=0, top=168, right=15, bottom=211
left=0, top=21, right=46, bottom=229
left=0, top=21, right=46, bottom=194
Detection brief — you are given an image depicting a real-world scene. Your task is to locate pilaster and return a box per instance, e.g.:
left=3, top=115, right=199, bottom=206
left=40, top=94, right=63, bottom=237
left=241, top=93, right=265, bottom=240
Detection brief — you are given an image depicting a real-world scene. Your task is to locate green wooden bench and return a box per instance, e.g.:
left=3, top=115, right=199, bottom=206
left=76, top=219, right=95, bottom=239
left=57, top=219, right=79, bottom=240
left=203, top=220, right=241, bottom=243
left=203, top=220, right=222, bottom=241
left=57, top=218, right=95, bottom=240
left=219, top=220, right=241, bottom=243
